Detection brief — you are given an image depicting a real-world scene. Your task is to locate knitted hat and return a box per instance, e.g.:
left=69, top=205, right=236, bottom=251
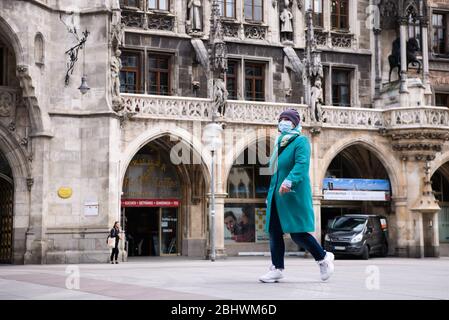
left=279, top=109, right=300, bottom=127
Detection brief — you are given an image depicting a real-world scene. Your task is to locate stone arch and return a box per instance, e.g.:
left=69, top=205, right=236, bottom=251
left=0, top=123, right=32, bottom=264
left=431, top=150, right=449, bottom=177
left=120, top=126, right=211, bottom=190
left=0, top=16, right=24, bottom=65
left=0, top=15, right=51, bottom=135
left=223, top=128, right=277, bottom=186
left=319, top=135, right=402, bottom=199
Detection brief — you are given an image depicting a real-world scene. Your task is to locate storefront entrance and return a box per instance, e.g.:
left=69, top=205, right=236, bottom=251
left=123, top=205, right=179, bottom=257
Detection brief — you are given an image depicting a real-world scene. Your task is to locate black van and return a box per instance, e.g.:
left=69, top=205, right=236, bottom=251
left=324, top=214, right=388, bottom=259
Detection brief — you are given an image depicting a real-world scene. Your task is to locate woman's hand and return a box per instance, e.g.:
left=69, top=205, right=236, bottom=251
left=279, top=184, right=290, bottom=195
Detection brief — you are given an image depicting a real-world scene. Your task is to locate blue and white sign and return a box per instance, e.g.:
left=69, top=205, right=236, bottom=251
left=323, top=178, right=391, bottom=201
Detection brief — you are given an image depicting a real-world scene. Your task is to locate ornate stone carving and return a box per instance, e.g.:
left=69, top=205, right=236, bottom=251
left=111, top=50, right=124, bottom=112
left=110, top=21, right=125, bottom=49
left=244, top=24, right=267, bottom=40
left=27, top=178, right=34, bottom=192
left=121, top=95, right=211, bottom=120
left=384, top=128, right=449, bottom=162
left=147, top=13, right=175, bottom=31
left=213, top=79, right=227, bottom=118
left=312, top=30, right=328, bottom=47
left=331, top=32, right=353, bottom=48
left=310, top=78, right=324, bottom=122
left=121, top=11, right=144, bottom=28
left=222, top=22, right=240, bottom=38
left=0, top=88, right=17, bottom=117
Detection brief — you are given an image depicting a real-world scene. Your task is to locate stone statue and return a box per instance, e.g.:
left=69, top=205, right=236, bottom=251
left=310, top=78, right=323, bottom=122
left=280, top=8, right=293, bottom=34
left=111, top=49, right=124, bottom=111
left=388, top=37, right=422, bottom=82
left=188, top=0, right=202, bottom=32
left=213, top=78, right=228, bottom=118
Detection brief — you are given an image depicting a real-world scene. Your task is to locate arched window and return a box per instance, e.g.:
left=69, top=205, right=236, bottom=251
left=34, top=33, right=44, bottom=66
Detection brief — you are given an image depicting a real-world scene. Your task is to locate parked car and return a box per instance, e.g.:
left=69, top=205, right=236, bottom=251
left=324, top=214, right=388, bottom=259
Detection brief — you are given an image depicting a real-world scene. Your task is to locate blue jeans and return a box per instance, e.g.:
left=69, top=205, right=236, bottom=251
left=269, top=197, right=326, bottom=269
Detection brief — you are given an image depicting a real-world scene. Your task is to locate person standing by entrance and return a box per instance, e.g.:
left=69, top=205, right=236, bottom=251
left=259, top=109, right=335, bottom=283
left=110, top=221, right=121, bottom=264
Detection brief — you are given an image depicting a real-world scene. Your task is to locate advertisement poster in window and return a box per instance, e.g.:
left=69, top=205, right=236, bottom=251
left=224, top=205, right=256, bottom=243
left=255, top=207, right=269, bottom=242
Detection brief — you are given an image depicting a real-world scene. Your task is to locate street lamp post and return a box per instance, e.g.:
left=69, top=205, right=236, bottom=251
left=203, top=0, right=228, bottom=261
left=202, top=122, right=223, bottom=262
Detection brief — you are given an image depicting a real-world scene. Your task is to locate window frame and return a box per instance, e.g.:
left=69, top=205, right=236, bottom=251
left=120, top=50, right=143, bottom=94
left=331, top=68, right=352, bottom=107
left=219, top=0, right=237, bottom=19
left=432, top=12, right=447, bottom=55
left=120, top=0, right=141, bottom=9
left=147, top=0, right=170, bottom=11
left=226, top=60, right=239, bottom=100
left=244, top=62, right=265, bottom=102
left=147, top=52, right=172, bottom=96
left=306, top=0, right=324, bottom=28
left=331, top=0, right=349, bottom=31
left=244, top=0, right=264, bottom=22
left=435, top=93, right=449, bottom=107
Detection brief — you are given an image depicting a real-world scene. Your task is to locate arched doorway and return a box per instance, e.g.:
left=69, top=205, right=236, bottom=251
left=321, top=145, right=392, bottom=244
left=0, top=150, right=13, bottom=263
left=121, top=135, right=207, bottom=257
left=431, top=161, right=449, bottom=256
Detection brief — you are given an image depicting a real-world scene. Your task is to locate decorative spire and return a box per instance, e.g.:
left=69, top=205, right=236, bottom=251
left=209, top=0, right=228, bottom=121
left=209, top=0, right=228, bottom=76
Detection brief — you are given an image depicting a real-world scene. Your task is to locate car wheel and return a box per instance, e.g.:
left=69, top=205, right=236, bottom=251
left=361, top=245, right=370, bottom=260
left=380, top=243, right=388, bottom=257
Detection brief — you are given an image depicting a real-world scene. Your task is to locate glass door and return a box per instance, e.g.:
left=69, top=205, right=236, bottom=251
left=159, top=208, right=179, bottom=255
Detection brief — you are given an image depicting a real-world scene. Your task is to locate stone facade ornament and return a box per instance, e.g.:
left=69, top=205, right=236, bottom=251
left=187, top=0, right=202, bottom=32
left=111, top=50, right=124, bottom=112
left=110, top=21, right=125, bottom=49
left=310, top=78, right=323, bottom=122
left=244, top=25, right=267, bottom=40
left=209, top=0, right=228, bottom=120
left=213, top=78, right=228, bottom=118
left=0, top=89, right=15, bottom=117
left=280, top=8, right=293, bottom=33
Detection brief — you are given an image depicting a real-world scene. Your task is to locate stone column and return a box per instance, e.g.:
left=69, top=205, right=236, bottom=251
left=207, top=192, right=227, bottom=258
left=24, top=135, right=52, bottom=264
left=420, top=18, right=432, bottom=102
left=399, top=17, right=409, bottom=94
left=373, top=28, right=382, bottom=100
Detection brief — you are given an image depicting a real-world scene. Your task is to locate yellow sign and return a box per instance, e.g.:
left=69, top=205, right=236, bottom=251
left=58, top=187, right=72, bottom=199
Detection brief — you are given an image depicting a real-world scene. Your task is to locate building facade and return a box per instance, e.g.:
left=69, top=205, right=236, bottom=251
left=0, top=0, right=448, bottom=264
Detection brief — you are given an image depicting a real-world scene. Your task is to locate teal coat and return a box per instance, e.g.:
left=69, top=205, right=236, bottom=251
left=265, top=134, right=315, bottom=234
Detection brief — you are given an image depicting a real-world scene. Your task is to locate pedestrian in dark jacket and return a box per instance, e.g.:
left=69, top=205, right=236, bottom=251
left=109, top=221, right=121, bottom=264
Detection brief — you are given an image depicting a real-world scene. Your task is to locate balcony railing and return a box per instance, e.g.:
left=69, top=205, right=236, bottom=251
left=121, top=94, right=449, bottom=130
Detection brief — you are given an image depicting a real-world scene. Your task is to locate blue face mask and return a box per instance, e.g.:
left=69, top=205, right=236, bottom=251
left=278, top=120, right=293, bottom=133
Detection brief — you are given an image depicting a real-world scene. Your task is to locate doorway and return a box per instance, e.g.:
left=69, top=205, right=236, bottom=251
left=124, top=207, right=179, bottom=256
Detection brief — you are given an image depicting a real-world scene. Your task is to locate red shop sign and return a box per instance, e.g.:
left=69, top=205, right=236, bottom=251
left=121, top=199, right=180, bottom=207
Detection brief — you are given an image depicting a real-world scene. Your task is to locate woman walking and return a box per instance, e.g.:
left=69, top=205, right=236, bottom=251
left=259, top=109, right=334, bottom=283
left=109, top=221, right=121, bottom=264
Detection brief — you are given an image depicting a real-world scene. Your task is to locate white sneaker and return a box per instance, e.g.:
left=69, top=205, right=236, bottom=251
left=318, top=252, right=335, bottom=281
left=259, top=265, right=284, bottom=283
